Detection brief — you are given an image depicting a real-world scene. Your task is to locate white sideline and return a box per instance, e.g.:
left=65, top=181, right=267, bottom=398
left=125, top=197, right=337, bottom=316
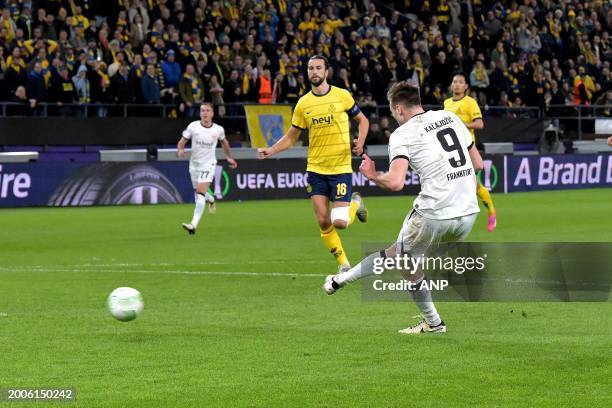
left=0, top=265, right=327, bottom=278
left=0, top=266, right=605, bottom=287
left=0, top=266, right=602, bottom=287
left=0, top=260, right=325, bottom=268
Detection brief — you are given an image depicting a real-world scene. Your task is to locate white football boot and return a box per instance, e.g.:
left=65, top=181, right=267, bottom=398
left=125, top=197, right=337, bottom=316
left=181, top=223, right=196, bottom=235
left=398, top=318, right=447, bottom=334
left=351, top=192, right=368, bottom=222
left=323, top=264, right=350, bottom=295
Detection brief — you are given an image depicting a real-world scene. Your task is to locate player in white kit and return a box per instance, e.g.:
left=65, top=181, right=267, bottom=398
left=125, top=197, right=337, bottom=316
left=177, top=103, right=238, bottom=234
left=323, top=81, right=484, bottom=334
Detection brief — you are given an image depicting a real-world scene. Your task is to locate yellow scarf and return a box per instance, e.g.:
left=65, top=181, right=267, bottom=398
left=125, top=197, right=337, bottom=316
left=7, top=55, right=25, bottom=69
left=279, top=59, right=286, bottom=75
left=242, top=73, right=250, bottom=94
left=98, top=70, right=110, bottom=87
left=227, top=6, right=239, bottom=20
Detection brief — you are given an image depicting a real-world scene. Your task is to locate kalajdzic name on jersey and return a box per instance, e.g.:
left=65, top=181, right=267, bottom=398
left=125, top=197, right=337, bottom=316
left=388, top=110, right=480, bottom=220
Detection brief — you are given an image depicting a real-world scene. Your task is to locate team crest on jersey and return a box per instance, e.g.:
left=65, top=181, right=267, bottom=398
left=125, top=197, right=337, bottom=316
left=328, top=104, right=336, bottom=113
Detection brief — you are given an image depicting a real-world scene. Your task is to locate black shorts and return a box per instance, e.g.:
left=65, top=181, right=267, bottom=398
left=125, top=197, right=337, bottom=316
left=306, top=172, right=352, bottom=202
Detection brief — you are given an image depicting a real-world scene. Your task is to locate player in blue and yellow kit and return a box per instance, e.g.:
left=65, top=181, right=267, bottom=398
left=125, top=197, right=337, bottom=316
left=258, top=55, right=370, bottom=272
left=444, top=72, right=497, bottom=232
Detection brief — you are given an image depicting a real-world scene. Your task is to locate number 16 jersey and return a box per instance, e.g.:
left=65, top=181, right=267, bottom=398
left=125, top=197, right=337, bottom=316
left=388, top=110, right=479, bottom=220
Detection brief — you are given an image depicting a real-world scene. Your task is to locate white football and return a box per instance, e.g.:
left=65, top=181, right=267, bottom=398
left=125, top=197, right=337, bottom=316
left=107, top=287, right=144, bottom=322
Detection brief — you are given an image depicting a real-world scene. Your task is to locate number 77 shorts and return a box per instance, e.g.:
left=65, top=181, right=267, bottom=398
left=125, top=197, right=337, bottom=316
left=189, top=162, right=216, bottom=187
left=306, top=172, right=352, bottom=202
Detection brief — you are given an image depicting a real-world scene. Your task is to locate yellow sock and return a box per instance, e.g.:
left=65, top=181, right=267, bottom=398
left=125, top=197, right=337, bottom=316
left=348, top=200, right=359, bottom=226
left=320, top=225, right=349, bottom=266
left=477, top=183, right=496, bottom=214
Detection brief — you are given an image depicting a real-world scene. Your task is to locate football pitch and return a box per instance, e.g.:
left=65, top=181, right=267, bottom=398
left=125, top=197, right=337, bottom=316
left=1, top=189, right=611, bottom=407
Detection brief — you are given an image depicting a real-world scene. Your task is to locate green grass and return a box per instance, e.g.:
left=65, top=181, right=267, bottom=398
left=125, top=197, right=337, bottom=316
left=0, top=189, right=611, bottom=407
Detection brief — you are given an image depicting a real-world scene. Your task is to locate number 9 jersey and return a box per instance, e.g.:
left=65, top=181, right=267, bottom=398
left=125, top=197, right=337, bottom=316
left=388, top=110, right=479, bottom=220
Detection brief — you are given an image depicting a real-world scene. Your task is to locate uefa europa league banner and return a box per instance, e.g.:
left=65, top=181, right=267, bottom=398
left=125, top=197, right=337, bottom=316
left=0, top=159, right=419, bottom=207
left=0, top=154, right=609, bottom=208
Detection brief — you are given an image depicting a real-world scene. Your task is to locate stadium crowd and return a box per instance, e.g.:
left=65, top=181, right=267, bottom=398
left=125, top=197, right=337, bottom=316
left=0, top=0, right=610, bottom=118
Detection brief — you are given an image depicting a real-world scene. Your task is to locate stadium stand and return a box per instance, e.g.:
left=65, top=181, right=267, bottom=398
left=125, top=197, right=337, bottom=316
left=0, top=0, right=610, bottom=143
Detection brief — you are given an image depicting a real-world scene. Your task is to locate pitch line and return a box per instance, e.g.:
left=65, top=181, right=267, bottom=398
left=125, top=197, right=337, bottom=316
left=0, top=259, right=325, bottom=268
left=0, top=266, right=327, bottom=278
left=0, top=267, right=606, bottom=287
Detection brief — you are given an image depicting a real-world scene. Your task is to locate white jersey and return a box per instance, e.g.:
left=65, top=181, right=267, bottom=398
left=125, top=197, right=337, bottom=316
left=388, top=110, right=479, bottom=220
left=182, top=121, right=225, bottom=167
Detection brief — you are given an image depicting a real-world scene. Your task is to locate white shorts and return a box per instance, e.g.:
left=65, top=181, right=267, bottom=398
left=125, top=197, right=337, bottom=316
left=396, top=210, right=478, bottom=257
left=189, top=162, right=216, bottom=187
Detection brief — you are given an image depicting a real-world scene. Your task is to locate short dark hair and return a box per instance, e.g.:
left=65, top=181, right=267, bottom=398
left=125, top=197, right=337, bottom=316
left=452, top=71, right=470, bottom=86
left=308, top=54, right=329, bottom=69
left=387, top=81, right=421, bottom=108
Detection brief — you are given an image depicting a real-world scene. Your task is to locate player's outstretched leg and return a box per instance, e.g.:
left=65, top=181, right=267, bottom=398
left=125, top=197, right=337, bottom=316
left=183, top=191, right=207, bottom=235
left=477, top=183, right=496, bottom=232
left=349, top=192, right=368, bottom=225
left=322, top=246, right=446, bottom=334
left=323, top=250, right=383, bottom=294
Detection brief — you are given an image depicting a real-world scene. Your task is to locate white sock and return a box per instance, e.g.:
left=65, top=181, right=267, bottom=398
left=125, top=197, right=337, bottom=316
left=409, top=276, right=441, bottom=326
left=336, top=251, right=384, bottom=285
left=191, top=193, right=207, bottom=227
left=204, top=191, right=215, bottom=203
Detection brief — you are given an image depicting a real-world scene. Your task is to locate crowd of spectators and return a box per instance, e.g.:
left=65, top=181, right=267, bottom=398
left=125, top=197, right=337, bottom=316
left=0, top=0, right=610, bottom=119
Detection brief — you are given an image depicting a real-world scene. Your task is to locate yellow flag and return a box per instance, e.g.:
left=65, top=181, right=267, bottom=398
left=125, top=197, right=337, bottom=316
left=244, top=104, right=293, bottom=148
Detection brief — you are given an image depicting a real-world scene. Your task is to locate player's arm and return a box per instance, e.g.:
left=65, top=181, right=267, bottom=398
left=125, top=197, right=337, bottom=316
left=464, top=117, right=484, bottom=130
left=220, top=138, right=238, bottom=168
left=257, top=125, right=302, bottom=159
left=344, top=91, right=368, bottom=156
left=177, top=136, right=189, bottom=158
left=468, top=144, right=484, bottom=172
left=359, top=154, right=407, bottom=192
left=352, top=111, right=369, bottom=156
left=465, top=99, right=484, bottom=130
